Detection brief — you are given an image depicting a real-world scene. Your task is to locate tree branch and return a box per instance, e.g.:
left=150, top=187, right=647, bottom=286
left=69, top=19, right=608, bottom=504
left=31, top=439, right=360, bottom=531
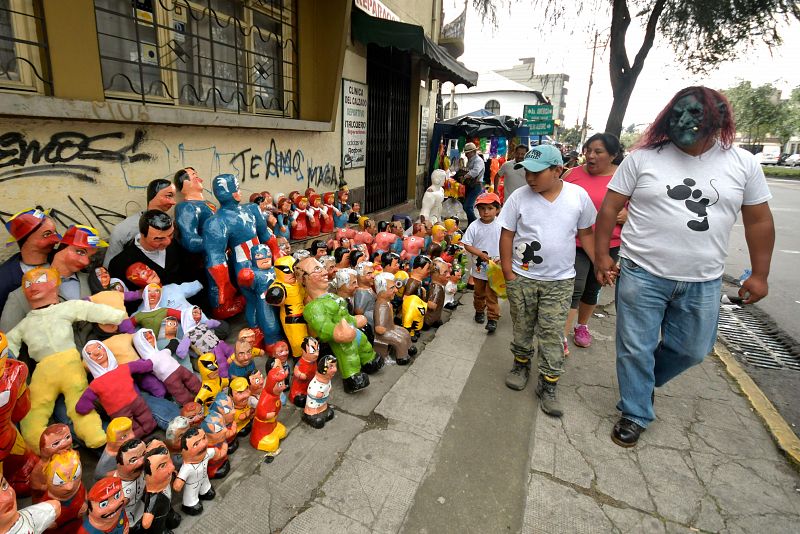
left=608, top=0, right=632, bottom=74
left=631, top=0, right=667, bottom=74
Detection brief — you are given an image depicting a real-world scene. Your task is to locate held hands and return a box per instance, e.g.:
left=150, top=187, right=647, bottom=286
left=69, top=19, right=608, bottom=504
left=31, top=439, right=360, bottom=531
left=355, top=314, right=367, bottom=328
left=739, top=274, right=768, bottom=304
left=594, top=254, right=619, bottom=286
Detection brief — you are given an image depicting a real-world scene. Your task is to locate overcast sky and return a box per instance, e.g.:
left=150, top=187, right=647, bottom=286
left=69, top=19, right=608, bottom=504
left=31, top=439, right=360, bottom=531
left=443, top=0, right=800, bottom=133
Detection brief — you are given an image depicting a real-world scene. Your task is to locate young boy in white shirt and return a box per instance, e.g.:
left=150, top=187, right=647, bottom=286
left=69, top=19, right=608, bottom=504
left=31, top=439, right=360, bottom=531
left=498, top=145, right=597, bottom=417
left=461, top=192, right=503, bottom=333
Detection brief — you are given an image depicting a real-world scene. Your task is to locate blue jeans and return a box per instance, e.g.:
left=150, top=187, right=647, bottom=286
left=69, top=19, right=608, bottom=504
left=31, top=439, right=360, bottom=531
left=141, top=393, right=181, bottom=430
left=462, top=184, right=482, bottom=225
left=615, top=257, right=721, bottom=428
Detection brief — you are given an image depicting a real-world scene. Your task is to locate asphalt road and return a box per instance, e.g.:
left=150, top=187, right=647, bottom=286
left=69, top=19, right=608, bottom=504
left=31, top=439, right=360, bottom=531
left=724, top=176, right=800, bottom=431
left=725, top=177, right=800, bottom=336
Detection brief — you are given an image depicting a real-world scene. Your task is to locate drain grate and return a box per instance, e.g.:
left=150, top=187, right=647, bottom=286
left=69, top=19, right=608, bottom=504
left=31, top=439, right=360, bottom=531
left=717, top=307, right=800, bottom=371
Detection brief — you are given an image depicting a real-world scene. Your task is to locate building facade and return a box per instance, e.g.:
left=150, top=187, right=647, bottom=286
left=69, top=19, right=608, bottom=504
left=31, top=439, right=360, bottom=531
left=0, top=0, right=475, bottom=259
left=495, top=59, right=568, bottom=123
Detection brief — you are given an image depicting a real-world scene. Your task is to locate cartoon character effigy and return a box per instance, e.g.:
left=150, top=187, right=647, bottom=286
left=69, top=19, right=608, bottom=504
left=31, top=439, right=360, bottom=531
left=202, top=173, right=277, bottom=319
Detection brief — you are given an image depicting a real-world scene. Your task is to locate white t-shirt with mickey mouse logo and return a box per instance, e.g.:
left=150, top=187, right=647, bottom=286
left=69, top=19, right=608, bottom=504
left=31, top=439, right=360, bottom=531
left=608, top=142, right=771, bottom=282
left=498, top=181, right=596, bottom=281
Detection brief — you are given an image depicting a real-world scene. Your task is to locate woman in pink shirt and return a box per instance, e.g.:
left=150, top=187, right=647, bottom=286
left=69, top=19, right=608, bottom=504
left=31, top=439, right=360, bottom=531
left=562, top=133, right=627, bottom=350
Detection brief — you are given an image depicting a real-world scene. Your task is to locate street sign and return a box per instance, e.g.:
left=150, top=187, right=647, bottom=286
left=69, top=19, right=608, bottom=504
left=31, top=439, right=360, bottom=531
left=525, top=120, right=555, bottom=135
left=523, top=104, right=553, bottom=121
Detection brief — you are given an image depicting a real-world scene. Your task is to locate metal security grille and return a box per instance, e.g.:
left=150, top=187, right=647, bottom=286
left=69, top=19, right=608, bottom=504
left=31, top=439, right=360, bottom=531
left=365, top=44, right=410, bottom=213
left=717, top=307, right=800, bottom=371
left=94, top=0, right=297, bottom=116
left=0, top=0, right=51, bottom=93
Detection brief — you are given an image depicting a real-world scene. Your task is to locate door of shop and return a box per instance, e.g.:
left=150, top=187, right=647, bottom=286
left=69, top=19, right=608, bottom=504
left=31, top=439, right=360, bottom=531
left=365, top=44, right=411, bottom=212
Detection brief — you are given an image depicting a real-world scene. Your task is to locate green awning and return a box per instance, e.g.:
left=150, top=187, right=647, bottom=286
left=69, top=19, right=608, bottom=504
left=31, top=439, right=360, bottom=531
left=351, top=9, right=478, bottom=88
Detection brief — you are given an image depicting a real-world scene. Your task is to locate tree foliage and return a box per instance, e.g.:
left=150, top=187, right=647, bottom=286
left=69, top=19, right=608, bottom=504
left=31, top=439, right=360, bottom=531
left=469, top=0, right=800, bottom=137
left=724, top=82, right=800, bottom=149
left=620, top=123, right=643, bottom=151
left=559, top=125, right=583, bottom=147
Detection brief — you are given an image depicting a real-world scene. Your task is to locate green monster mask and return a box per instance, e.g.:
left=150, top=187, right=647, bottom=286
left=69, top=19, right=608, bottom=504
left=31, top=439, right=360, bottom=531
left=667, top=94, right=705, bottom=149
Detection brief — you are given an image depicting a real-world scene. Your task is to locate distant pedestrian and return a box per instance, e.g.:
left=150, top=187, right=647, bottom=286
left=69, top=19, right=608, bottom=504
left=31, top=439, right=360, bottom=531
left=563, top=150, right=580, bottom=170
left=562, top=133, right=625, bottom=352
left=459, top=142, right=485, bottom=225
left=461, top=192, right=503, bottom=334
left=497, top=144, right=528, bottom=200
left=594, top=86, right=775, bottom=448
left=499, top=145, right=597, bottom=417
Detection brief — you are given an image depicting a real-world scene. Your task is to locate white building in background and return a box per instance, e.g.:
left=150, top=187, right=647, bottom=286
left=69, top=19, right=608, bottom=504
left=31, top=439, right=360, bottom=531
left=440, top=58, right=568, bottom=121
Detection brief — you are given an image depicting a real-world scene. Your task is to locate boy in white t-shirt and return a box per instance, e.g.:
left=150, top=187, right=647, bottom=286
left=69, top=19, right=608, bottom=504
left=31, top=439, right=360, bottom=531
left=498, top=145, right=597, bottom=417
left=461, top=192, right=503, bottom=333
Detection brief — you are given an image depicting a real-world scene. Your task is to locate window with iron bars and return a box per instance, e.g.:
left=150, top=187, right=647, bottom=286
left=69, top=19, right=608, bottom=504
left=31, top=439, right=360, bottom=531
left=0, top=0, right=51, bottom=94
left=94, top=0, right=297, bottom=117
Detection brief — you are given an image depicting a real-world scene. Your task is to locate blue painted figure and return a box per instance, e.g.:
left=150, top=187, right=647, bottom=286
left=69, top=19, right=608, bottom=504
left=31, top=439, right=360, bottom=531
left=173, top=167, right=216, bottom=254
left=236, top=244, right=283, bottom=351
left=202, top=174, right=278, bottom=320
left=273, top=197, right=293, bottom=241
left=333, top=189, right=351, bottom=229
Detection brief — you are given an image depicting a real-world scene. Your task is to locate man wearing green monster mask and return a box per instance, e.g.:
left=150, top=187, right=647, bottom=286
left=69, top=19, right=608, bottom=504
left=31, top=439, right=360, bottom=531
left=298, top=257, right=383, bottom=394
left=594, top=86, right=775, bottom=449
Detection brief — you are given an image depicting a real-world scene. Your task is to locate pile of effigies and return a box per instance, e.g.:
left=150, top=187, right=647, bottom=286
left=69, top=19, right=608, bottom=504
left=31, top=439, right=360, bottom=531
left=0, top=169, right=468, bottom=533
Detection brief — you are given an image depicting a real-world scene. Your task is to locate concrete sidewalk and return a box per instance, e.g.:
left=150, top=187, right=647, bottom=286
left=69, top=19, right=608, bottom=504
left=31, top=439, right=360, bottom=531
left=522, top=296, right=800, bottom=533
left=176, top=289, right=800, bottom=533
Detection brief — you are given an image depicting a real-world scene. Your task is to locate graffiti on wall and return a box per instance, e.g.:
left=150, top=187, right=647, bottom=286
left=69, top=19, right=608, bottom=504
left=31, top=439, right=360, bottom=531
left=0, top=130, right=153, bottom=184
left=0, top=124, right=345, bottom=251
left=228, top=139, right=343, bottom=190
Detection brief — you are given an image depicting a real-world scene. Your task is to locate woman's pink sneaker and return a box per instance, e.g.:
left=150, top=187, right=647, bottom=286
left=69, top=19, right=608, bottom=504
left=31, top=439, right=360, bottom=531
left=573, top=325, right=592, bottom=348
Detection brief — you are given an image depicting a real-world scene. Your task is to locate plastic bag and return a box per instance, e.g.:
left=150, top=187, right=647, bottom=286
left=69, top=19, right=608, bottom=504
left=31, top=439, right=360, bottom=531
left=441, top=197, right=467, bottom=222
left=487, top=260, right=507, bottom=299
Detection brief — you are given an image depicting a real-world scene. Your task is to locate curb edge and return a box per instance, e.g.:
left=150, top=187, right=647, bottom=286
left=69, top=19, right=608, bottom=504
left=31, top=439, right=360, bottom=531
left=713, top=342, right=800, bottom=470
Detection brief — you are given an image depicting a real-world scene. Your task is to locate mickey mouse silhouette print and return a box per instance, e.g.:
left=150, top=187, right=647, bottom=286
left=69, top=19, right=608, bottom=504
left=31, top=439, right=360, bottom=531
left=665, top=178, right=719, bottom=232
left=515, top=241, right=543, bottom=270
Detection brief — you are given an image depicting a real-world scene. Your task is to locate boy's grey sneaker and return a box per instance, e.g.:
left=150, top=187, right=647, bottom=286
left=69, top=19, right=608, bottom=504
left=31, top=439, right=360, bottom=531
left=474, top=311, right=485, bottom=324
left=536, top=375, right=563, bottom=417
left=505, top=360, right=530, bottom=390
left=485, top=319, right=497, bottom=333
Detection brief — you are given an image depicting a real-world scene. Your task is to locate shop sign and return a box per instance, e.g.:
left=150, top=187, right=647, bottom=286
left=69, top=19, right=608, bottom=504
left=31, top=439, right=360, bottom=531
left=342, top=79, right=368, bottom=169
left=418, top=105, right=430, bottom=165
left=354, top=0, right=400, bottom=22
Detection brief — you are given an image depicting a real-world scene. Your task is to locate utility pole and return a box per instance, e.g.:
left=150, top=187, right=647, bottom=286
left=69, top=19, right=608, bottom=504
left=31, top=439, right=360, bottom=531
left=580, top=30, right=598, bottom=148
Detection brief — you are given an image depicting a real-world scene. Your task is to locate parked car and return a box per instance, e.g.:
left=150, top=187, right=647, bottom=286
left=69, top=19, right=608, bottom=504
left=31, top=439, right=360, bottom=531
left=785, top=154, right=800, bottom=167
left=754, top=152, right=780, bottom=165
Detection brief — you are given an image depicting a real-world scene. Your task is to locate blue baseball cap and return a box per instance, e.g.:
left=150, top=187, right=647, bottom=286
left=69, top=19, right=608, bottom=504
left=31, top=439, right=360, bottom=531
left=514, top=145, right=564, bottom=173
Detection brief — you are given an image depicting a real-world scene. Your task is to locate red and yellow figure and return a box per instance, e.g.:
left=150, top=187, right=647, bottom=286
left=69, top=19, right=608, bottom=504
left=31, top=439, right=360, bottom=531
left=250, top=366, right=288, bottom=455
left=0, top=331, right=37, bottom=496
left=79, top=477, right=127, bottom=534
left=36, top=449, right=85, bottom=534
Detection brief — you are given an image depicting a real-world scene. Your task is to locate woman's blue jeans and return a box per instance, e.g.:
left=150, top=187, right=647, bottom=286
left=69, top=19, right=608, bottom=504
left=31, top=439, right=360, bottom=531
left=615, top=258, right=721, bottom=428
